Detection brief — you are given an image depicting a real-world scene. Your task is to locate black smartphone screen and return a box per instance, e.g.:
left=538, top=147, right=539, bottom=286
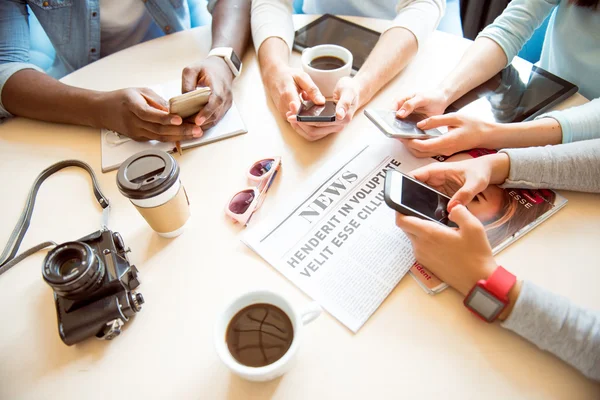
left=297, top=101, right=337, bottom=122
left=400, top=177, right=451, bottom=224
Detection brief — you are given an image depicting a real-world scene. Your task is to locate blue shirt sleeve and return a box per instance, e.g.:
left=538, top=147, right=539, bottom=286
left=537, top=98, right=600, bottom=144
left=0, top=0, right=44, bottom=119
left=476, top=0, right=559, bottom=66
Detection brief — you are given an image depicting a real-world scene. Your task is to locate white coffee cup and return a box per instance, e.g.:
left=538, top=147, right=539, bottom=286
left=215, top=290, right=322, bottom=382
left=301, top=44, right=353, bottom=98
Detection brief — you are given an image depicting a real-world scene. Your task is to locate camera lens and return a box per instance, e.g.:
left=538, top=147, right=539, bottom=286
left=42, top=242, right=105, bottom=300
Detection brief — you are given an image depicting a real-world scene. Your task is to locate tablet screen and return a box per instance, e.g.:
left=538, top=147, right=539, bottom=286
left=294, top=14, right=380, bottom=71
left=447, top=64, right=578, bottom=122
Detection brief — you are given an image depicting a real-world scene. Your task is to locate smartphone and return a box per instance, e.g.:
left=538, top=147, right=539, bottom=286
left=384, top=170, right=455, bottom=227
left=296, top=101, right=337, bottom=122
left=364, top=108, right=443, bottom=139
left=169, top=87, right=212, bottom=118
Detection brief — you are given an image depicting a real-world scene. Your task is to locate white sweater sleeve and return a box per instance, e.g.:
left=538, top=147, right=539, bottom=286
left=251, top=0, right=294, bottom=54
left=389, top=0, right=446, bottom=48
left=249, top=0, right=445, bottom=55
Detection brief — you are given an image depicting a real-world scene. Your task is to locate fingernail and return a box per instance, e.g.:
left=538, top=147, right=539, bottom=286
left=171, top=116, right=182, bottom=125
left=192, top=127, right=203, bottom=137
left=417, top=120, right=427, bottom=127
left=316, top=94, right=326, bottom=103
left=337, top=108, right=346, bottom=120
left=196, top=117, right=206, bottom=126
left=397, top=109, right=405, bottom=117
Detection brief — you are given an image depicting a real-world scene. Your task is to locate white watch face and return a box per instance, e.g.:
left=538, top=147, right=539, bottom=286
left=466, top=286, right=505, bottom=321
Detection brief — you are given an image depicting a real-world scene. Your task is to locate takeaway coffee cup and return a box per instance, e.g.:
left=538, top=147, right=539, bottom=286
left=301, top=44, right=353, bottom=98
left=117, top=150, right=190, bottom=238
left=215, top=290, right=322, bottom=382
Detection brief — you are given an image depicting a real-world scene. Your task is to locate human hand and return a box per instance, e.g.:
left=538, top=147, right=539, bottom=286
left=182, top=56, right=234, bottom=130
left=395, top=205, right=497, bottom=296
left=286, top=76, right=360, bottom=141
left=409, top=152, right=510, bottom=210
left=99, top=88, right=201, bottom=142
left=263, top=65, right=326, bottom=119
left=395, top=88, right=450, bottom=119
left=400, top=113, right=498, bottom=158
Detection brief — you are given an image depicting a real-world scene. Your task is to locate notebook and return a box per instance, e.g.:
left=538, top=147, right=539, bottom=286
left=100, top=80, right=247, bottom=172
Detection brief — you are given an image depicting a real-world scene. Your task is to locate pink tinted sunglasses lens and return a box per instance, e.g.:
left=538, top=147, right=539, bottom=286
left=228, top=189, right=255, bottom=215
left=249, top=159, right=275, bottom=177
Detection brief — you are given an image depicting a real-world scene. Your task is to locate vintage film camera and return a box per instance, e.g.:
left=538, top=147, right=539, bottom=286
left=42, top=229, right=143, bottom=345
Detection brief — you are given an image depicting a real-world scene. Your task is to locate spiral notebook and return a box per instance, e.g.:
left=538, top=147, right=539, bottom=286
left=100, top=81, right=247, bottom=172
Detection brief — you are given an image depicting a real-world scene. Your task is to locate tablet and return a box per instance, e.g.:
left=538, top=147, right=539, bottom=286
left=294, top=14, right=380, bottom=72
left=447, top=64, right=578, bottom=123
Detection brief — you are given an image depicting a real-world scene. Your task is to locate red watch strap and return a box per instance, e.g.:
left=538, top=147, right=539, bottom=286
left=483, top=266, right=516, bottom=301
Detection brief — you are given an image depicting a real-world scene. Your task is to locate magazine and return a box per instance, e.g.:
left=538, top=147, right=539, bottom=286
left=409, top=148, right=567, bottom=294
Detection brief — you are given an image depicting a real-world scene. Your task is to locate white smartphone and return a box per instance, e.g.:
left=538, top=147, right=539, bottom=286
left=384, top=170, right=456, bottom=227
left=169, top=87, right=212, bottom=119
left=364, top=108, right=443, bottom=139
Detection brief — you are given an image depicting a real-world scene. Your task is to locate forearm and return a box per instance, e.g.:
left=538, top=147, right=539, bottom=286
left=2, top=69, right=103, bottom=127
left=257, top=37, right=289, bottom=78
left=540, top=98, right=600, bottom=144
left=439, top=38, right=508, bottom=106
left=499, top=140, right=600, bottom=193
left=483, top=118, right=562, bottom=149
left=251, top=0, right=294, bottom=56
left=210, top=0, right=251, bottom=58
left=501, top=281, right=600, bottom=381
left=354, top=27, right=418, bottom=107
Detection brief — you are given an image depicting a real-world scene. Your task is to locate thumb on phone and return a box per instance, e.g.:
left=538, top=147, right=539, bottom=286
left=417, top=114, right=461, bottom=129
left=334, top=86, right=355, bottom=120
left=448, top=179, right=482, bottom=211
left=448, top=204, right=482, bottom=233
left=294, top=72, right=325, bottom=105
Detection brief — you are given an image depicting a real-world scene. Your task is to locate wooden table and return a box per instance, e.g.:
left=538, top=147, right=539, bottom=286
left=0, top=15, right=598, bottom=400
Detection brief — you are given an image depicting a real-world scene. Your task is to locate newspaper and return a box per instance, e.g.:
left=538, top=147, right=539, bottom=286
left=243, top=142, right=431, bottom=332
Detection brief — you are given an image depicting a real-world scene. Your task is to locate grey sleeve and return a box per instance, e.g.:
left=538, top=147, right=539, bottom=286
left=499, top=139, right=600, bottom=193
left=502, top=281, right=600, bottom=381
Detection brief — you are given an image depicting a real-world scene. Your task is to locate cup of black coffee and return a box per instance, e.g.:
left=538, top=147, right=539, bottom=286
left=301, top=44, right=353, bottom=98
left=215, top=290, right=321, bottom=381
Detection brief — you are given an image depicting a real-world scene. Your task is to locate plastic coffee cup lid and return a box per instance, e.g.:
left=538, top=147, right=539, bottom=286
left=116, top=150, right=180, bottom=200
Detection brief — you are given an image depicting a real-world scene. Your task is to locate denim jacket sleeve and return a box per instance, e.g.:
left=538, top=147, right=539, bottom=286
left=0, top=0, right=44, bottom=120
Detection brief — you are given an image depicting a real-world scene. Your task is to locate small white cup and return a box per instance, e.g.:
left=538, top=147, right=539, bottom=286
left=301, top=44, right=353, bottom=98
left=214, top=290, right=322, bottom=382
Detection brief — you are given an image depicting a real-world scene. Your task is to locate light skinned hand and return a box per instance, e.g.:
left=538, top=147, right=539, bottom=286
left=395, top=205, right=497, bottom=296
left=99, top=88, right=201, bottom=142
left=409, top=154, right=511, bottom=210
left=182, top=56, right=235, bottom=132
left=395, top=88, right=450, bottom=119
left=265, top=65, right=325, bottom=120
left=400, top=113, right=498, bottom=158
left=286, top=76, right=360, bottom=141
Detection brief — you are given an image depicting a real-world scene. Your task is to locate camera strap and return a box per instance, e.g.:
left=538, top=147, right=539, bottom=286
left=0, top=160, right=110, bottom=276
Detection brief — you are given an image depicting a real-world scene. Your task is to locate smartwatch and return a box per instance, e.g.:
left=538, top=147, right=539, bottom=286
left=464, top=266, right=516, bottom=322
left=207, top=47, right=242, bottom=78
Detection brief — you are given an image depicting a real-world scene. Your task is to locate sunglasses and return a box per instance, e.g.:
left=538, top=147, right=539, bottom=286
left=225, top=157, right=281, bottom=226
